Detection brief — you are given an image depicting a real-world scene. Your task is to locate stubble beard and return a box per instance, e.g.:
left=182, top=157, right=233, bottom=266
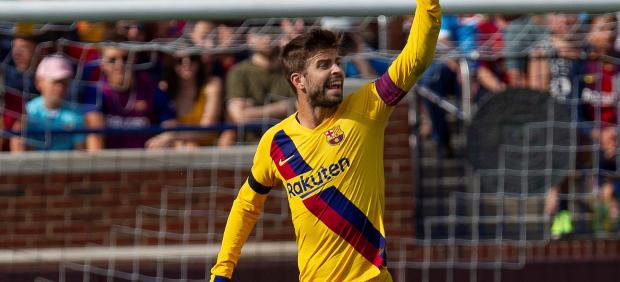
left=306, top=80, right=343, bottom=108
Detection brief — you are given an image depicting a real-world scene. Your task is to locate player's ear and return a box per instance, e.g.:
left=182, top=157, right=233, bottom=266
left=290, top=73, right=304, bottom=90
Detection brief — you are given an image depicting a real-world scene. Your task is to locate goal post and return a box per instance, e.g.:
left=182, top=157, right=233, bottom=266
left=0, top=0, right=618, bottom=21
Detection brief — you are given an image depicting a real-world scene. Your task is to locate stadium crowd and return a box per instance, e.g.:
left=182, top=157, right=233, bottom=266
left=0, top=13, right=619, bottom=236
left=0, top=18, right=397, bottom=152
left=0, top=14, right=616, bottom=151
left=415, top=12, right=620, bottom=238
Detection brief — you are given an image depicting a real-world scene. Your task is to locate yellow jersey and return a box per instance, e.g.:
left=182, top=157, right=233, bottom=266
left=211, top=0, right=441, bottom=281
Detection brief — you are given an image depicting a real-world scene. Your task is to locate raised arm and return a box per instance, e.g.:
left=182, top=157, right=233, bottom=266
left=376, top=0, right=441, bottom=106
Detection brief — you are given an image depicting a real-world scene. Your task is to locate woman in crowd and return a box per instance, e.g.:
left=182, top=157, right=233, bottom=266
left=160, top=50, right=224, bottom=147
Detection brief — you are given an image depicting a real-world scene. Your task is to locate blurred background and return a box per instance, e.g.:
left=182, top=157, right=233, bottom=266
left=0, top=0, right=619, bottom=281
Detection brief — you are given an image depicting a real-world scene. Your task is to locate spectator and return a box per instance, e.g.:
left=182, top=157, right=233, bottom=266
left=221, top=28, right=294, bottom=145
left=502, top=15, right=548, bottom=87
left=530, top=14, right=583, bottom=238
left=321, top=18, right=388, bottom=78
left=340, top=31, right=387, bottom=78
left=528, top=13, right=581, bottom=100
left=418, top=14, right=483, bottom=157
left=160, top=50, right=224, bottom=147
left=190, top=20, right=238, bottom=79
left=10, top=55, right=86, bottom=151
left=214, top=23, right=242, bottom=77
left=279, top=18, right=305, bottom=47
left=188, top=21, right=229, bottom=81
left=63, top=21, right=110, bottom=62
left=115, top=20, right=149, bottom=42
left=476, top=15, right=509, bottom=100
left=82, top=44, right=178, bottom=150
left=153, top=20, right=187, bottom=40
left=190, top=20, right=216, bottom=50
left=575, top=13, right=620, bottom=232
left=577, top=13, right=619, bottom=162
left=1, top=32, right=41, bottom=150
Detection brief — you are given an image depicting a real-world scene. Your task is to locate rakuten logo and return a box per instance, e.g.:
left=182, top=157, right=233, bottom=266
left=286, top=157, right=351, bottom=198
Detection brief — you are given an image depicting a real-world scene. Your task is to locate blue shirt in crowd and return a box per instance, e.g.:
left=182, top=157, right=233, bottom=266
left=25, top=96, right=86, bottom=151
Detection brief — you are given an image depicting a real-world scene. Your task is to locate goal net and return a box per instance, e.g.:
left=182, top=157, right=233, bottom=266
left=0, top=2, right=618, bottom=282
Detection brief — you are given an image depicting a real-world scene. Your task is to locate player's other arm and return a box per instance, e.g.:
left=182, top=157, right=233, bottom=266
left=210, top=132, right=276, bottom=281
left=376, top=0, right=441, bottom=106
left=209, top=176, right=271, bottom=281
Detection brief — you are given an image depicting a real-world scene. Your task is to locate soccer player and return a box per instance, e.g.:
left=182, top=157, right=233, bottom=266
left=210, top=0, right=441, bottom=281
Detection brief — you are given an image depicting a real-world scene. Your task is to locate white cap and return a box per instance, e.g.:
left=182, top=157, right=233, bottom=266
left=36, top=55, right=74, bottom=81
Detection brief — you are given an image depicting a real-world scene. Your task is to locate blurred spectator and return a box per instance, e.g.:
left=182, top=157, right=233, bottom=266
left=215, top=23, right=242, bottom=76
left=115, top=20, right=148, bottom=42
left=503, top=15, right=549, bottom=87
left=187, top=21, right=227, bottom=80
left=190, top=21, right=238, bottom=78
left=76, top=21, right=109, bottom=43
left=63, top=21, right=110, bottom=62
left=577, top=13, right=619, bottom=160
left=574, top=13, right=620, bottom=231
left=320, top=18, right=387, bottom=78
left=476, top=15, right=509, bottom=100
left=0, top=32, right=41, bottom=150
left=221, top=29, right=294, bottom=145
left=528, top=13, right=581, bottom=100
left=418, top=14, right=484, bottom=157
left=160, top=51, right=224, bottom=147
left=153, top=20, right=187, bottom=39
left=339, top=31, right=387, bottom=78
left=439, top=14, right=482, bottom=56
left=279, top=18, right=305, bottom=47
left=190, top=20, right=216, bottom=50
left=82, top=44, right=178, bottom=150
left=531, top=14, right=583, bottom=238
left=10, top=55, right=85, bottom=151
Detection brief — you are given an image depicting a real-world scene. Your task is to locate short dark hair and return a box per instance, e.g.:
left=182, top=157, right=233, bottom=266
left=281, top=28, right=341, bottom=90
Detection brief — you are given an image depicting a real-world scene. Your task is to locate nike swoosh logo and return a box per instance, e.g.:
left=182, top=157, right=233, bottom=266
left=278, top=154, right=295, bottom=166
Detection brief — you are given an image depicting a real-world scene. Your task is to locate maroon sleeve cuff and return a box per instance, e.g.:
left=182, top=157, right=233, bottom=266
left=374, top=72, right=407, bottom=106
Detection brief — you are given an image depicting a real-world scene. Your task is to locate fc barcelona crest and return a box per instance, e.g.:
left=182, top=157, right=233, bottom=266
left=324, top=125, right=345, bottom=145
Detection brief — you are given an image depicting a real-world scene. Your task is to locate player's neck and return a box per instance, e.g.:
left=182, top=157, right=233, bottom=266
left=295, top=103, right=338, bottom=129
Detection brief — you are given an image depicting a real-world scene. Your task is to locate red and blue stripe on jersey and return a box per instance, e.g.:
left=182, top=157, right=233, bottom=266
left=303, top=186, right=387, bottom=267
left=270, top=130, right=312, bottom=180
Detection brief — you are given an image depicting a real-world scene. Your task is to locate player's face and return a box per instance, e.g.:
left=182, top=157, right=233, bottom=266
left=302, top=48, right=344, bottom=108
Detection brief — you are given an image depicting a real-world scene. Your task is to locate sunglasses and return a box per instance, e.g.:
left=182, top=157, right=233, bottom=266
left=103, top=55, right=129, bottom=65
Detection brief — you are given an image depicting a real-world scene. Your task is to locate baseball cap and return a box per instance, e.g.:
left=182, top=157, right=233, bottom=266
left=36, top=55, right=74, bottom=81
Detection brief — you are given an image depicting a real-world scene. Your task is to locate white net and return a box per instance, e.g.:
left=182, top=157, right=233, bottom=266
left=0, top=7, right=617, bottom=282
